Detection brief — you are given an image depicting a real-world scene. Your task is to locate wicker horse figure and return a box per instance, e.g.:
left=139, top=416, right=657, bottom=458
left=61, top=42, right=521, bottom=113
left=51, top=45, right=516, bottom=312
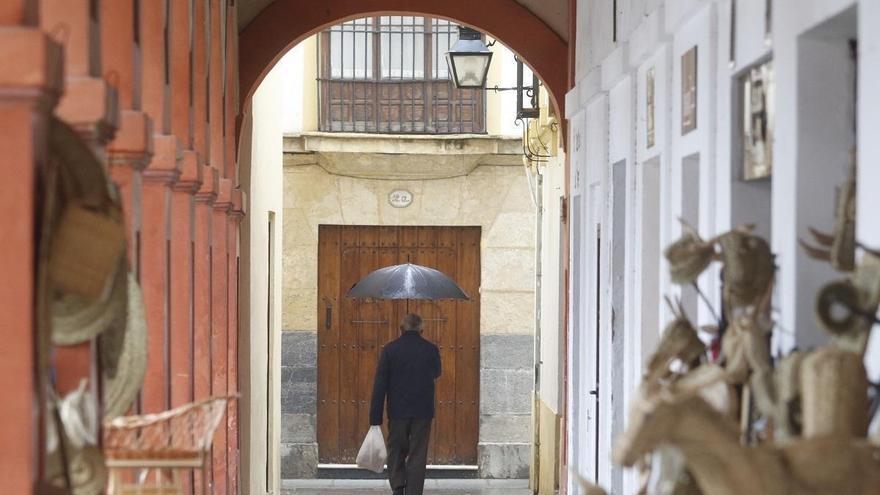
left=613, top=383, right=880, bottom=495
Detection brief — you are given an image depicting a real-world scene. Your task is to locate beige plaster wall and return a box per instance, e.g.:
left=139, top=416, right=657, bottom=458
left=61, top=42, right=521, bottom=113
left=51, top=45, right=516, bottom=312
left=282, top=162, right=536, bottom=336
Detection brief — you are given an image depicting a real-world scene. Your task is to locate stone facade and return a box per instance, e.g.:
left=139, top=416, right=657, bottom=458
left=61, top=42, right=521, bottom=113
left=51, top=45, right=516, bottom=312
left=281, top=332, right=319, bottom=478
left=281, top=136, right=536, bottom=478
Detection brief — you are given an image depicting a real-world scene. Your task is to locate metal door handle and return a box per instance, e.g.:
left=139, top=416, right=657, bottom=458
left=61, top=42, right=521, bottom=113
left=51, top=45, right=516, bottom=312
left=588, top=389, right=598, bottom=397
left=326, top=305, right=332, bottom=330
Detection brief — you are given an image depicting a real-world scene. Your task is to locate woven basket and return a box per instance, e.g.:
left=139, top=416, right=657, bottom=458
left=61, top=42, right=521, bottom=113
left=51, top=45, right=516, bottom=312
left=104, top=396, right=235, bottom=464
left=49, top=204, right=125, bottom=302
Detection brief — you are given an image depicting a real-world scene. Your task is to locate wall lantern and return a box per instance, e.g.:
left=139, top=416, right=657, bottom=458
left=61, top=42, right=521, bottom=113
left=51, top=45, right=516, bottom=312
left=515, top=57, right=540, bottom=120
left=445, top=26, right=494, bottom=89
left=445, top=27, right=540, bottom=120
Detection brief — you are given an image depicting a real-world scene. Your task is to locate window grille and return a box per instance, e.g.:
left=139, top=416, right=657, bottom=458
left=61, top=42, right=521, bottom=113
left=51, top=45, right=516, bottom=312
left=318, top=16, right=485, bottom=134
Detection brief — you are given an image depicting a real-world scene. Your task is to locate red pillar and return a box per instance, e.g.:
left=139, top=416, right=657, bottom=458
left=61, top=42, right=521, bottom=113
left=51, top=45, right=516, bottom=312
left=211, top=178, right=232, bottom=495
left=103, top=0, right=153, bottom=263
left=0, top=22, right=63, bottom=492
left=169, top=0, right=193, bottom=149
left=140, top=136, right=180, bottom=413
left=171, top=152, right=200, bottom=495
left=193, top=165, right=218, bottom=494
left=170, top=152, right=201, bottom=410
left=138, top=0, right=181, bottom=415
left=167, top=0, right=197, bottom=413
left=208, top=0, right=224, bottom=171
left=192, top=0, right=209, bottom=163
left=41, top=0, right=118, bottom=143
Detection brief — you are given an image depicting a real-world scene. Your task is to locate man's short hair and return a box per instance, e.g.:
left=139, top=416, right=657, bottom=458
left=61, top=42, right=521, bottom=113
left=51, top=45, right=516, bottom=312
left=401, top=313, right=423, bottom=332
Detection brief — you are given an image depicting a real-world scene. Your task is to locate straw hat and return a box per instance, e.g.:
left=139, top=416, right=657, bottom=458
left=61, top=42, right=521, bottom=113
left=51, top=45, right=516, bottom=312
left=102, top=272, right=148, bottom=419
left=48, top=115, right=127, bottom=344
left=51, top=258, right=128, bottom=346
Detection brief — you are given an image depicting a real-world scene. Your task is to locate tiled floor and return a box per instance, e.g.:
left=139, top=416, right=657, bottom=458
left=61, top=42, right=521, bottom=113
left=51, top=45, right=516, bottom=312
left=281, top=479, right=531, bottom=494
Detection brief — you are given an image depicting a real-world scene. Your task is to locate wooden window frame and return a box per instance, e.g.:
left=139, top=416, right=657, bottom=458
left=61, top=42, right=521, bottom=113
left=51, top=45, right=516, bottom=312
left=317, top=16, right=486, bottom=134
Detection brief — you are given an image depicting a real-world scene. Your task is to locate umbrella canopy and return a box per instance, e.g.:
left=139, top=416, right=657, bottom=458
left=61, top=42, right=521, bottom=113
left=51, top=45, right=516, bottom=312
left=346, top=263, right=469, bottom=300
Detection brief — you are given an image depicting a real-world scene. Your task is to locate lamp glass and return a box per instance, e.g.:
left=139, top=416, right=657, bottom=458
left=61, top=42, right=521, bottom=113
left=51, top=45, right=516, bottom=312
left=446, top=52, right=492, bottom=88
left=445, top=33, right=493, bottom=89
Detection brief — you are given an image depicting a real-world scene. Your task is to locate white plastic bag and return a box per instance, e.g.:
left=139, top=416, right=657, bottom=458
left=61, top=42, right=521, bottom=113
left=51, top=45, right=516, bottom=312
left=356, top=425, right=387, bottom=473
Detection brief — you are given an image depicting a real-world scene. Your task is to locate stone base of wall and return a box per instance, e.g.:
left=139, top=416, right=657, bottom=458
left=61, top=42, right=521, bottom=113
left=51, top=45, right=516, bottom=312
left=478, top=443, right=531, bottom=478
left=478, top=334, right=534, bottom=478
left=281, top=443, right=319, bottom=479
left=281, top=332, right=318, bottom=478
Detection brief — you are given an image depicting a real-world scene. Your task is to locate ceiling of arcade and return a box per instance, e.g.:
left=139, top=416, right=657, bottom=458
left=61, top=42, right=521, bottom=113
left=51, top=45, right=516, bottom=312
left=236, top=0, right=569, bottom=41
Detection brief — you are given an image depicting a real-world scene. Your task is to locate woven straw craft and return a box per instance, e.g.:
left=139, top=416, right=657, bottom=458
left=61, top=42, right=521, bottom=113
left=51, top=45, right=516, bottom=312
left=751, top=352, right=804, bottom=440
left=51, top=258, right=128, bottom=346
left=664, top=224, right=716, bottom=284
left=48, top=117, right=125, bottom=303
left=101, top=272, right=148, bottom=419
left=645, top=299, right=705, bottom=384
left=45, top=445, right=107, bottom=495
left=717, top=229, right=775, bottom=310
left=799, top=162, right=856, bottom=272
left=800, top=346, right=869, bottom=439
left=48, top=204, right=125, bottom=302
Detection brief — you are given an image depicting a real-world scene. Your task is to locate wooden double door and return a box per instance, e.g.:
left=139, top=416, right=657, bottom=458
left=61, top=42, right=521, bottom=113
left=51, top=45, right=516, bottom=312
left=316, top=225, right=481, bottom=465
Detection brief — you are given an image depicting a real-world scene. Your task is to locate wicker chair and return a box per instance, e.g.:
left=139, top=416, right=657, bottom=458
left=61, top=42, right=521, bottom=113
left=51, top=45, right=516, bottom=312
left=103, top=396, right=235, bottom=495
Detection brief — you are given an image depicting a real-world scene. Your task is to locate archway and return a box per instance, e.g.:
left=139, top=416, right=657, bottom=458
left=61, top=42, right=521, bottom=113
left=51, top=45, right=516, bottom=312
left=237, top=4, right=569, bottom=489
left=238, top=0, right=568, bottom=120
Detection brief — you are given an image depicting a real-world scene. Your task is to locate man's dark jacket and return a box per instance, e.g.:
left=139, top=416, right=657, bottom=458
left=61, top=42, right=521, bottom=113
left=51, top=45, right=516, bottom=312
left=369, top=331, right=442, bottom=425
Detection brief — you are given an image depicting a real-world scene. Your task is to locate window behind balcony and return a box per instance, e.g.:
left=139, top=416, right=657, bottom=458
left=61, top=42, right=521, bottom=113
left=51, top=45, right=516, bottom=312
left=318, top=16, right=486, bottom=134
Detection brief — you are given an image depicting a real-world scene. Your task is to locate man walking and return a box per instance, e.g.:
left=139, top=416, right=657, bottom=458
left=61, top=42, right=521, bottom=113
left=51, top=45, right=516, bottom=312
left=370, top=313, right=442, bottom=495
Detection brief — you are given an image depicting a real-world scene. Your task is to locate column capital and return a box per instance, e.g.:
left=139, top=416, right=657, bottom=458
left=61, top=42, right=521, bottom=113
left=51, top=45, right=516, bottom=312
left=55, top=76, right=121, bottom=145
left=213, top=177, right=233, bottom=212
left=195, top=165, right=219, bottom=204
left=142, top=134, right=181, bottom=186
left=108, top=110, right=154, bottom=171
left=229, top=188, right=246, bottom=220
left=172, top=150, right=203, bottom=194
left=0, top=28, right=64, bottom=109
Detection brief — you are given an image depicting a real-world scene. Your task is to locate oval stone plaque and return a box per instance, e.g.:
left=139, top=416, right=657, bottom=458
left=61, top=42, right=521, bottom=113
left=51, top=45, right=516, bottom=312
left=388, top=189, right=413, bottom=208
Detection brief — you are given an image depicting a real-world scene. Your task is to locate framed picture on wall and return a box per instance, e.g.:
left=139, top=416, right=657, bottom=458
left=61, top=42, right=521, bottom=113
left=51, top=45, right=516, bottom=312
left=681, top=46, right=698, bottom=134
left=647, top=67, right=656, bottom=148
left=742, top=60, right=774, bottom=180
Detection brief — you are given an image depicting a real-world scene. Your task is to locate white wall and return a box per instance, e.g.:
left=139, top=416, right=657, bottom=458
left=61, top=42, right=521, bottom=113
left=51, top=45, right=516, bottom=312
left=538, top=150, right=566, bottom=413
left=567, top=0, right=877, bottom=493
left=240, top=55, right=286, bottom=495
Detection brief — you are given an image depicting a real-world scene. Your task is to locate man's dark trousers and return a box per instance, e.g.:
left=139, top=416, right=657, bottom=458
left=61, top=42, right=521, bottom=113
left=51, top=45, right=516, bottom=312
left=370, top=330, right=441, bottom=495
left=387, top=418, right=432, bottom=495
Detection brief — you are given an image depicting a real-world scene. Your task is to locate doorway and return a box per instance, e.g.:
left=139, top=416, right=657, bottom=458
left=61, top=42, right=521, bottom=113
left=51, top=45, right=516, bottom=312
left=316, top=225, right=481, bottom=465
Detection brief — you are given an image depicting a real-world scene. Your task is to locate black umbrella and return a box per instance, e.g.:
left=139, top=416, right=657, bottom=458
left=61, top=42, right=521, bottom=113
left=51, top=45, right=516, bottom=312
left=346, top=263, right=469, bottom=300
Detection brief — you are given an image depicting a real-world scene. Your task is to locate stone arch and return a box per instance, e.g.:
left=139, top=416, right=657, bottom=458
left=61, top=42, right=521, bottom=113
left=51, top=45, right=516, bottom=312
left=238, top=0, right=568, bottom=120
